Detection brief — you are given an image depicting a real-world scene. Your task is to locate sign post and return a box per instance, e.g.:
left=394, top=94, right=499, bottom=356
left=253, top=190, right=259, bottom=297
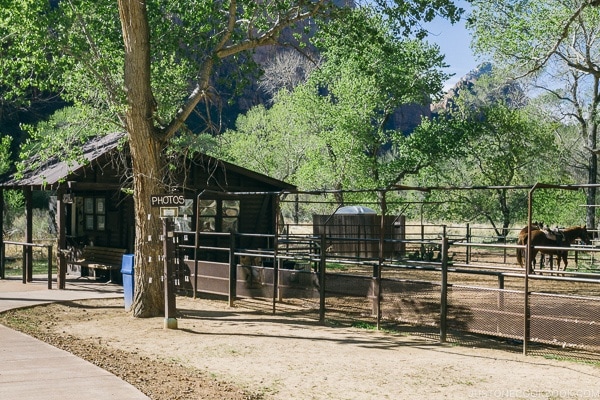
left=162, top=217, right=178, bottom=330
left=151, top=194, right=187, bottom=330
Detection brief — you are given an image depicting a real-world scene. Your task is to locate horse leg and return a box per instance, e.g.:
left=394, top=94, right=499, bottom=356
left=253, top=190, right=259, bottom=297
left=561, top=251, right=568, bottom=272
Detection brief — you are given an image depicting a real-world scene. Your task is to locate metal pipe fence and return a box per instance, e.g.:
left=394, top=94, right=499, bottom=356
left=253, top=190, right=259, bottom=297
left=174, top=217, right=600, bottom=360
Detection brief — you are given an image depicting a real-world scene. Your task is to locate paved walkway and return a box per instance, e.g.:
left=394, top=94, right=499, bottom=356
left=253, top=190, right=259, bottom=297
left=0, top=277, right=149, bottom=400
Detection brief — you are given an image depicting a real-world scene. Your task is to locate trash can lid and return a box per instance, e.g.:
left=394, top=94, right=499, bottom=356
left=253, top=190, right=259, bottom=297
left=121, top=254, right=134, bottom=274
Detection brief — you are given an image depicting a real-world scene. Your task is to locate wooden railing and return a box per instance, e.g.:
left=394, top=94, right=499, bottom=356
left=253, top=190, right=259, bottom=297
left=0, top=241, right=53, bottom=289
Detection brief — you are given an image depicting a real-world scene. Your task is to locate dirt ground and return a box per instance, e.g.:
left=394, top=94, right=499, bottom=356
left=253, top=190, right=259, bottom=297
left=1, top=294, right=600, bottom=400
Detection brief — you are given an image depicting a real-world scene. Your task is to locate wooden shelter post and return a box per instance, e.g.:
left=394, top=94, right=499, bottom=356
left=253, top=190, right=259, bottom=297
left=56, top=188, right=67, bottom=289
left=0, top=188, right=4, bottom=279
left=24, top=187, right=33, bottom=282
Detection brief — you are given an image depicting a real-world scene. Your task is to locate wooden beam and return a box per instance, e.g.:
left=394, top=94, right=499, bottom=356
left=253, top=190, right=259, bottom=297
left=0, top=189, right=4, bottom=279
left=57, top=188, right=67, bottom=289
left=24, top=187, right=33, bottom=282
left=66, top=181, right=127, bottom=191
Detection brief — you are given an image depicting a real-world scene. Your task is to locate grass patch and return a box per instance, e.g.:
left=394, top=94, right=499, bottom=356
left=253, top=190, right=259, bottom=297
left=326, top=263, right=349, bottom=271
left=351, top=321, right=377, bottom=330
left=3, top=260, right=54, bottom=276
left=542, top=353, right=600, bottom=367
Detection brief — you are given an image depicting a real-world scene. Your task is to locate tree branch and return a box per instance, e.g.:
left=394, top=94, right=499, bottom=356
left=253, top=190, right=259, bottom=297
left=518, top=0, right=592, bottom=78
left=161, top=1, right=329, bottom=140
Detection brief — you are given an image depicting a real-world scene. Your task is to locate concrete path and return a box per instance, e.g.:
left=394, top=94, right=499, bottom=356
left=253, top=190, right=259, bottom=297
left=0, top=277, right=149, bottom=400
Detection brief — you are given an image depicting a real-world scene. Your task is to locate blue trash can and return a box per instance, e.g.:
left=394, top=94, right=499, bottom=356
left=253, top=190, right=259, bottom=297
left=121, top=254, right=134, bottom=311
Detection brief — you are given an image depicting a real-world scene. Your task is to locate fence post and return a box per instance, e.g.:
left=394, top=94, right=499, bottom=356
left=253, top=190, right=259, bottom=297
left=440, top=235, right=449, bottom=343
left=465, top=223, right=471, bottom=264
left=319, top=233, right=326, bottom=323
left=228, top=232, right=237, bottom=307
left=376, top=192, right=386, bottom=330
left=22, top=246, right=26, bottom=284
left=0, top=243, right=5, bottom=280
left=47, top=245, right=53, bottom=289
left=163, top=218, right=178, bottom=330
left=272, top=251, right=279, bottom=314
left=497, top=274, right=504, bottom=309
left=272, top=194, right=281, bottom=314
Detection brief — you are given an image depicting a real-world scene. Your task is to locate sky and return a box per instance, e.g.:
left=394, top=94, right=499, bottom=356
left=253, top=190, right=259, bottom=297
left=423, top=1, right=479, bottom=90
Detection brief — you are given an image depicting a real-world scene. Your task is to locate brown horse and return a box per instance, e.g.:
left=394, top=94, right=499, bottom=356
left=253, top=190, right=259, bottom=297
left=516, top=225, right=590, bottom=272
left=516, top=223, right=545, bottom=268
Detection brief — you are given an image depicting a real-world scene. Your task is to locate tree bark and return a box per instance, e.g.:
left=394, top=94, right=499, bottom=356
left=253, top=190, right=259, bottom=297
left=585, top=76, right=599, bottom=231
left=119, top=0, right=165, bottom=317
left=114, top=0, right=334, bottom=317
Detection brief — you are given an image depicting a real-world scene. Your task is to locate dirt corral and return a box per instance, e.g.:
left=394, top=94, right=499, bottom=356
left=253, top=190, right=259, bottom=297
left=2, top=295, right=600, bottom=400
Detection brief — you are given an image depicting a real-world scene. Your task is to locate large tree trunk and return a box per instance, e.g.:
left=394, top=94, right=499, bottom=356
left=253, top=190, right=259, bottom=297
left=586, top=138, right=597, bottom=231
left=585, top=77, right=599, bottom=232
left=119, top=0, right=165, bottom=317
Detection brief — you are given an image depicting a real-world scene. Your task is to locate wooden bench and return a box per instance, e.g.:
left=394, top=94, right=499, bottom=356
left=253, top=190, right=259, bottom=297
left=70, top=246, right=127, bottom=282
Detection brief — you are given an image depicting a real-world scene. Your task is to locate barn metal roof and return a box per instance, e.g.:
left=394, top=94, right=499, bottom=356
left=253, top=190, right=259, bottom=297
left=335, top=205, right=377, bottom=214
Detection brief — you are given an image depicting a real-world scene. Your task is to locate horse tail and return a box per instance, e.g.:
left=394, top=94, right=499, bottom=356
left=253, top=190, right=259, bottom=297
left=516, top=247, right=523, bottom=266
left=516, top=234, right=526, bottom=267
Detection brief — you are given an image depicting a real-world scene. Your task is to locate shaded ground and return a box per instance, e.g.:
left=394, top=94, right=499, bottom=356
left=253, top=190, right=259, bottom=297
left=2, top=295, right=600, bottom=400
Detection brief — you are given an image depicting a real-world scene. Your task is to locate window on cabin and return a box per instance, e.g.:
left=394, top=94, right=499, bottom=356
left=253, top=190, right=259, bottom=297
left=222, top=200, right=239, bottom=232
left=83, top=197, right=106, bottom=231
left=174, top=198, right=194, bottom=231
left=198, top=199, right=239, bottom=232
left=198, top=200, right=217, bottom=232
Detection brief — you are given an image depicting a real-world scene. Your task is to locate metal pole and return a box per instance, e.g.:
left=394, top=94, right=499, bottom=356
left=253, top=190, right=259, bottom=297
left=524, top=186, right=536, bottom=355
left=228, top=232, right=237, bottom=307
left=466, top=223, right=471, bottom=264
left=440, top=236, right=449, bottom=343
left=272, top=195, right=280, bottom=314
left=376, top=191, right=386, bottom=330
left=193, top=191, right=205, bottom=299
left=319, top=233, right=326, bottom=323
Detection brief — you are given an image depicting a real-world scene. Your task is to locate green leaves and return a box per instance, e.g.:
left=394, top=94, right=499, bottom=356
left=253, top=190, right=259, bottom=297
left=219, top=7, right=455, bottom=204
left=17, top=106, right=115, bottom=177
left=370, top=0, right=464, bottom=38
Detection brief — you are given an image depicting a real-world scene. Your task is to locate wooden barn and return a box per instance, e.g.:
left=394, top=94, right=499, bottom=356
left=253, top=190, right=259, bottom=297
left=313, top=206, right=404, bottom=259
left=0, top=132, right=295, bottom=286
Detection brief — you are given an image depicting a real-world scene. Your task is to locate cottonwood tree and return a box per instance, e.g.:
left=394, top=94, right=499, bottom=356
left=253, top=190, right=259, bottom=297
left=0, top=0, right=462, bottom=317
left=291, top=9, right=453, bottom=205
left=422, top=103, right=560, bottom=237
left=258, top=49, right=318, bottom=101
left=221, top=8, right=466, bottom=210
left=468, top=0, right=600, bottom=229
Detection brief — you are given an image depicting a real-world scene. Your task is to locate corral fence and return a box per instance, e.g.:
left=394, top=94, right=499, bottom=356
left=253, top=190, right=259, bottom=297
left=170, top=187, right=600, bottom=361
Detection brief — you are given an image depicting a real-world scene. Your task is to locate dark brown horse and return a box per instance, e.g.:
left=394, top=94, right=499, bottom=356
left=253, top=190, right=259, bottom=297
left=516, top=223, right=545, bottom=268
left=516, top=225, right=590, bottom=272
